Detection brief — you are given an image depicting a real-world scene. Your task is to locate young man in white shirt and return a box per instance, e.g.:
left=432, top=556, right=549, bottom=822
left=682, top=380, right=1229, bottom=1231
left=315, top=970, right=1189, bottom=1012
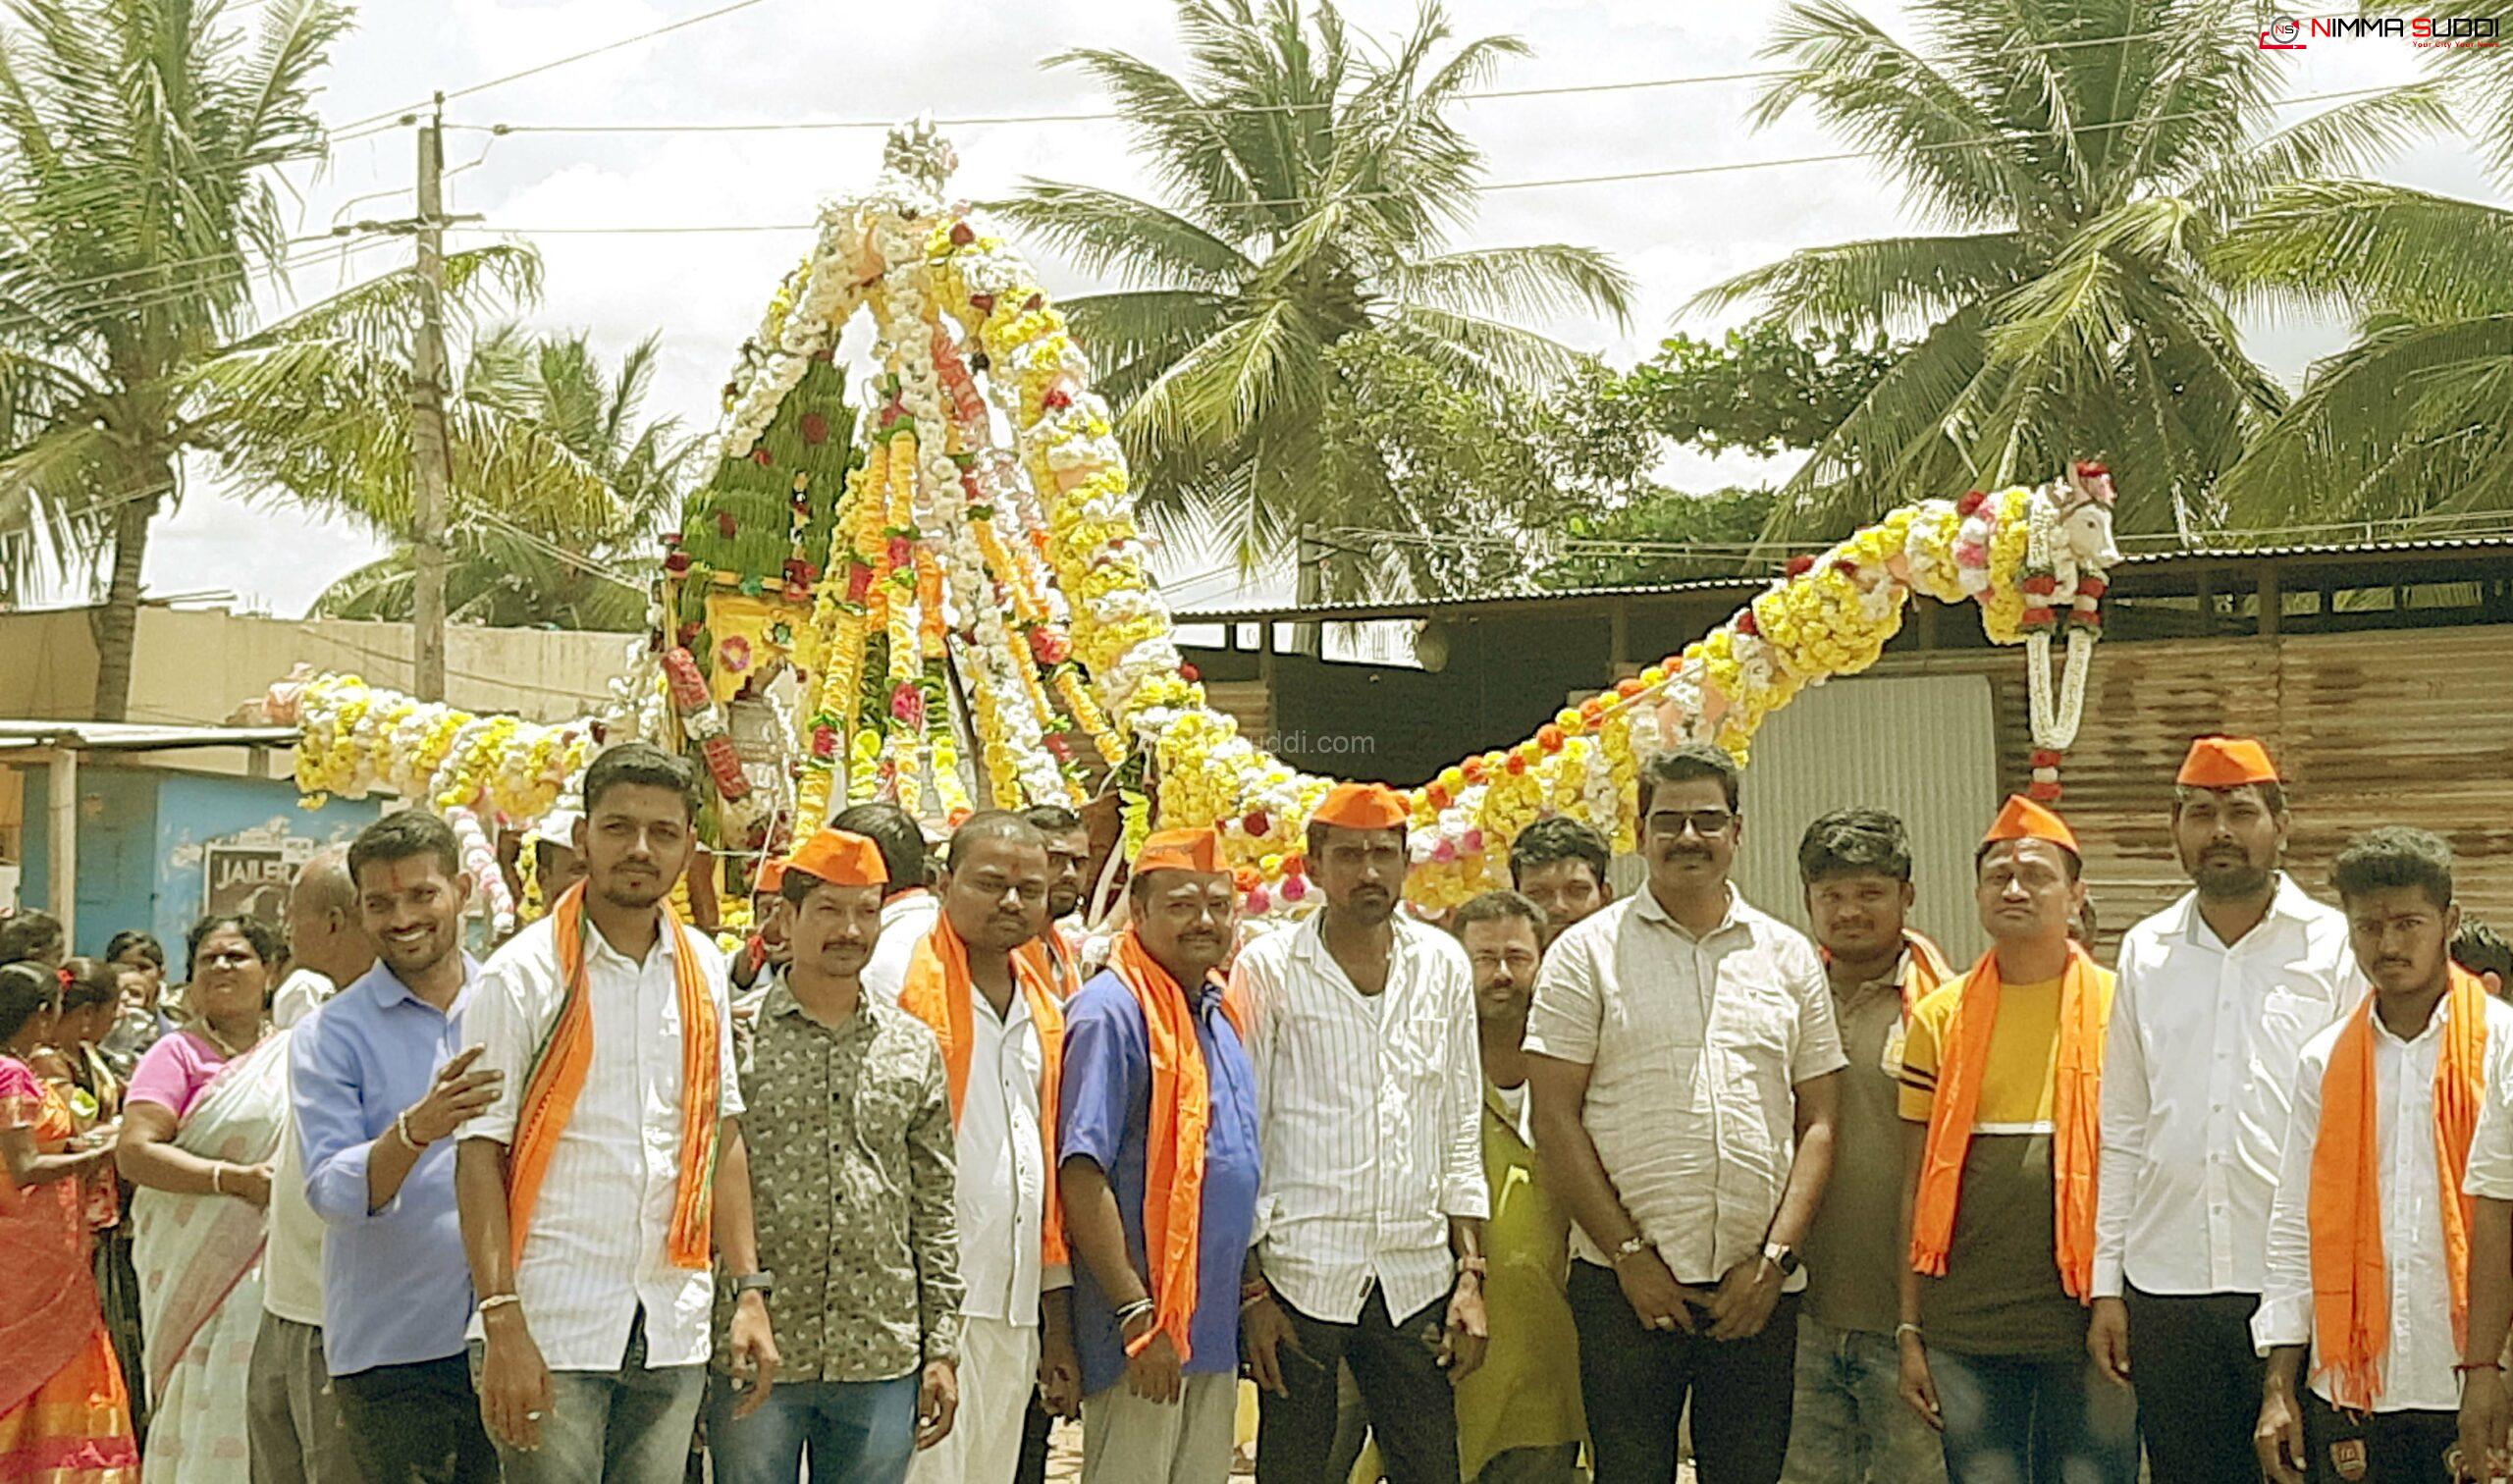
left=2091, top=735, right=2360, bottom=1480
left=2256, top=827, right=2510, bottom=1484
left=1526, top=744, right=1845, bottom=1484
left=891, top=812, right=1081, bottom=1484
left=454, top=744, right=772, bottom=1484
left=1232, top=780, right=1490, bottom=1484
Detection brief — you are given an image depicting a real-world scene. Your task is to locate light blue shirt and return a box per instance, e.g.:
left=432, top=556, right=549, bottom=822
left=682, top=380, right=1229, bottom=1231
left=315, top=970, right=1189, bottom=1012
left=292, top=958, right=478, bottom=1377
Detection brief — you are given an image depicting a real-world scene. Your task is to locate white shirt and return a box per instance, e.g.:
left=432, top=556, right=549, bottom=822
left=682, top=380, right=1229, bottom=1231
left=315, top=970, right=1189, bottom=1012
left=887, top=959, right=1066, bottom=1325
left=461, top=912, right=743, bottom=1371
left=1524, top=888, right=1845, bottom=1288
left=272, top=968, right=335, bottom=1032
left=863, top=889, right=938, bottom=1006
left=2254, top=990, right=2513, bottom=1411
left=1229, top=914, right=1489, bottom=1325
left=263, top=1053, right=328, bottom=1327
left=2095, top=876, right=2363, bottom=1298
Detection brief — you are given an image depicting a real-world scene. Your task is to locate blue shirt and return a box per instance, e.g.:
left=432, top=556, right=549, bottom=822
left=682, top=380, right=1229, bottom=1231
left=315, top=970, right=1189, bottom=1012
left=292, top=959, right=478, bottom=1376
left=1057, top=965, right=1261, bottom=1396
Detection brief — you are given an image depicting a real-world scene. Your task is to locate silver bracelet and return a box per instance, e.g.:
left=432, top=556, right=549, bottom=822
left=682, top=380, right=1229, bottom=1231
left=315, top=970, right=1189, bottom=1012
left=209, top=1163, right=225, bottom=1196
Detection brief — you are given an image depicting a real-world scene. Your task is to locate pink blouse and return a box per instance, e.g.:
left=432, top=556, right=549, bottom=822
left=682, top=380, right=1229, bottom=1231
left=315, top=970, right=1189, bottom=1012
left=125, top=1030, right=230, bottom=1122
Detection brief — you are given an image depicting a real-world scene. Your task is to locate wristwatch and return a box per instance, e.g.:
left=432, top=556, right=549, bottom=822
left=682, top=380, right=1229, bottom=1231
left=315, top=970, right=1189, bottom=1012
left=1761, top=1241, right=1800, bottom=1278
left=731, top=1271, right=775, bottom=1298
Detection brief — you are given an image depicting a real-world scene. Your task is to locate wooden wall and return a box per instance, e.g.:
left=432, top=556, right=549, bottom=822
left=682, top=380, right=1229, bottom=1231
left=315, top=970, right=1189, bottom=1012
left=1869, top=624, right=2513, bottom=948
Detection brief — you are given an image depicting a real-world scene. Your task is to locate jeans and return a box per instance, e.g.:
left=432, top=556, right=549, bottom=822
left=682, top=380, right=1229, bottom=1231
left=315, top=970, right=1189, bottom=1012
left=704, top=1374, right=918, bottom=1484
left=1254, top=1286, right=1460, bottom=1484
left=331, top=1352, right=501, bottom=1483
left=468, top=1308, right=707, bottom=1484
left=1782, top=1316, right=1947, bottom=1484
left=1926, top=1349, right=2138, bottom=1484
left=1566, top=1259, right=1797, bottom=1484
left=2119, top=1287, right=2263, bottom=1483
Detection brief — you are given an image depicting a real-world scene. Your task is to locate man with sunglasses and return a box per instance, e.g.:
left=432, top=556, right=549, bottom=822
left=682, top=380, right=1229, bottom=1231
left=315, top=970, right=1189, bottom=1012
left=1526, top=744, right=1845, bottom=1484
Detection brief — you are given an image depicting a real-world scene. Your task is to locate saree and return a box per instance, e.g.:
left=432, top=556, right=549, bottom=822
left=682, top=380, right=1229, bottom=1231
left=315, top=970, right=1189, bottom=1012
left=129, top=1033, right=289, bottom=1484
left=0, top=1056, right=139, bottom=1482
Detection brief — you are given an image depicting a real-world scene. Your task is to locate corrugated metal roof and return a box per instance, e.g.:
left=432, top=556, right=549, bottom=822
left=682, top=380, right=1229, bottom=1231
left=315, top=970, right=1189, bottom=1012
left=1173, top=532, right=2513, bottom=623
left=0, top=720, right=298, bottom=752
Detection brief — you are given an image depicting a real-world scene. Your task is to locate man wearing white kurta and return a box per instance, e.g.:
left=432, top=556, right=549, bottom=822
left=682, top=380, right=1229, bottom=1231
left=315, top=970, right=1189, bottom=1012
left=893, top=813, right=1078, bottom=1484
left=2090, top=736, right=2361, bottom=1480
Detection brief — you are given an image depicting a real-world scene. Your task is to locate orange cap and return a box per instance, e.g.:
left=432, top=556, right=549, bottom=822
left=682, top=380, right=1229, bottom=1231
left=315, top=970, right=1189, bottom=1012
left=2177, top=735, right=2279, bottom=789
left=1982, top=794, right=2081, bottom=857
left=1135, top=826, right=1226, bottom=876
left=1310, top=781, right=1410, bottom=831
left=755, top=859, right=787, bottom=895
left=782, top=827, right=890, bottom=888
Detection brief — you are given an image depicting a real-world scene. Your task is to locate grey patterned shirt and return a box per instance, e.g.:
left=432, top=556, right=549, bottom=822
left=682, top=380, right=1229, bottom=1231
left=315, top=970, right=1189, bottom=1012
left=717, top=979, right=964, bottom=1380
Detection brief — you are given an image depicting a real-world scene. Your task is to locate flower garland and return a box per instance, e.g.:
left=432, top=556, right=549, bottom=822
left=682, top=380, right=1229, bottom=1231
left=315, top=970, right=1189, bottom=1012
left=281, top=674, right=589, bottom=822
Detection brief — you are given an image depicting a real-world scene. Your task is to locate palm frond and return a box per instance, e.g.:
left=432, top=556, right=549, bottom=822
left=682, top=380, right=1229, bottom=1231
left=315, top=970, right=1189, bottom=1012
left=1689, top=231, right=2025, bottom=337
left=1378, top=244, right=1634, bottom=328
left=989, top=184, right=1256, bottom=291
left=2212, top=179, right=2513, bottom=322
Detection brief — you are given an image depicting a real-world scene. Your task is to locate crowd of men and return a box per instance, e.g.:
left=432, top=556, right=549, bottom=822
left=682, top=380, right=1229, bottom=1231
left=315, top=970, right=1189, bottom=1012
left=28, top=725, right=2513, bottom=1484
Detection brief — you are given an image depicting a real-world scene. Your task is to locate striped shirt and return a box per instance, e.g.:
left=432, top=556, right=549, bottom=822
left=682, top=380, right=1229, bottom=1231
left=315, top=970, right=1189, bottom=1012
left=1524, top=888, right=1845, bottom=1288
left=461, top=912, right=744, bottom=1371
left=1229, top=914, right=1488, bottom=1325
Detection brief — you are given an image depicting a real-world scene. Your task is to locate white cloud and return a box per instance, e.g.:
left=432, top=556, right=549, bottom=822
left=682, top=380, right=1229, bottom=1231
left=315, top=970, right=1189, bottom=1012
left=123, top=0, right=2507, bottom=618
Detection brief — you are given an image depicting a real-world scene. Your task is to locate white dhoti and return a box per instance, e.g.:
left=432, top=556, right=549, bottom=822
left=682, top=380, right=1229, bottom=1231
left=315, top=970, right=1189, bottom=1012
left=1081, top=1372, right=1239, bottom=1484
left=907, top=1314, right=1039, bottom=1484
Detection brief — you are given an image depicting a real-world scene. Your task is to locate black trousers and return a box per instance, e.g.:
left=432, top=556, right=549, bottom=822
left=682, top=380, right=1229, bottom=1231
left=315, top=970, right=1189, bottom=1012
left=1567, top=1259, right=1797, bottom=1484
left=330, top=1352, right=501, bottom=1484
left=2301, top=1386, right=2458, bottom=1484
left=1014, top=1388, right=1053, bottom=1483
left=1255, top=1285, right=1459, bottom=1484
left=2122, top=1286, right=2266, bottom=1483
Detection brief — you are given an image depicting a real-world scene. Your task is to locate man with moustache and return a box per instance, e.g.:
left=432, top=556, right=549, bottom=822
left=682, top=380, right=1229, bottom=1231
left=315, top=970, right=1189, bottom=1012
left=2253, top=829, right=2510, bottom=1483
left=1785, top=811, right=1950, bottom=1484
left=706, top=828, right=964, bottom=1484
left=1010, top=807, right=1094, bottom=1484
left=2090, top=737, right=2359, bottom=1480
left=456, top=744, right=773, bottom=1484
left=1057, top=827, right=1260, bottom=1482
left=1231, top=781, right=1489, bottom=1484
left=1897, top=799, right=2135, bottom=1484
left=293, top=810, right=503, bottom=1481
left=1454, top=889, right=1584, bottom=1484
left=1510, top=817, right=1614, bottom=947
left=893, top=812, right=1081, bottom=1484
left=1527, top=745, right=1844, bottom=1484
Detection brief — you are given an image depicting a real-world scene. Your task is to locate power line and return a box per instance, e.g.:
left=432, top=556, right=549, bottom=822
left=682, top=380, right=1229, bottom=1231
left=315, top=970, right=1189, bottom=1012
left=327, top=0, right=785, bottom=140
left=437, top=80, right=2420, bottom=238
left=446, top=21, right=2287, bottom=136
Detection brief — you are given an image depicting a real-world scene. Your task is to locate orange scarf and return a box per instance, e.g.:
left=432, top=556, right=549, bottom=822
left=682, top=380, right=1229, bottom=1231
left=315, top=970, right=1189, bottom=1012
left=2309, top=969, right=2487, bottom=1413
left=1107, top=928, right=1248, bottom=1362
left=1909, top=943, right=2107, bottom=1299
left=900, top=913, right=1072, bottom=1265
left=508, top=882, right=722, bottom=1270
left=1900, top=930, right=1954, bottom=1015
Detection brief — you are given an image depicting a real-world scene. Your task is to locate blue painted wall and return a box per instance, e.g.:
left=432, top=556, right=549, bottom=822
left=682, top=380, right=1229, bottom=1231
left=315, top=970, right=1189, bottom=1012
left=19, top=762, right=382, bottom=958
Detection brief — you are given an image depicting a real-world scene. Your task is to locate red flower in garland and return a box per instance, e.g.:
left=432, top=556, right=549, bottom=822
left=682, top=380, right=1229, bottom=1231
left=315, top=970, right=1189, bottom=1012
left=811, top=725, right=838, bottom=761
left=2027, top=779, right=2064, bottom=803
left=1027, top=627, right=1070, bottom=666
left=1786, top=555, right=1815, bottom=578
left=1734, top=609, right=1760, bottom=638
left=890, top=683, right=925, bottom=729
left=716, top=510, right=738, bottom=538
left=1179, top=662, right=1201, bottom=683
left=845, top=561, right=874, bottom=604
left=800, top=412, right=829, bottom=446
left=1956, top=490, right=1987, bottom=517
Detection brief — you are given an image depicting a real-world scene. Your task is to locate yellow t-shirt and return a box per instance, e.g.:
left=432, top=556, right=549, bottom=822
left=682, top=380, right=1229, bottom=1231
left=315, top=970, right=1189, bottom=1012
left=1897, top=976, right=2063, bottom=1129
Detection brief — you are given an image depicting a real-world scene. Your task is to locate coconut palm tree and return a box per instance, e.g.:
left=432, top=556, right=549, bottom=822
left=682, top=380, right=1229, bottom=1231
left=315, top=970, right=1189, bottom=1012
left=0, top=0, right=594, bottom=716
left=307, top=328, right=699, bottom=629
left=2210, top=36, right=2513, bottom=525
left=994, top=0, right=1633, bottom=584
left=1695, top=0, right=2449, bottom=543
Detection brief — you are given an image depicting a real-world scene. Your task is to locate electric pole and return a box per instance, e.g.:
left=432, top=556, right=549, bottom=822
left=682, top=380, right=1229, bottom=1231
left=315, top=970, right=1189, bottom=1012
left=409, top=92, right=452, bottom=702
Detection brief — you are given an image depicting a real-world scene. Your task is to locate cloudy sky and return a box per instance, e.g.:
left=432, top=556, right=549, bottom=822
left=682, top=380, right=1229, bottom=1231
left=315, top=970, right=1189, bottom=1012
left=134, top=0, right=2498, bottom=617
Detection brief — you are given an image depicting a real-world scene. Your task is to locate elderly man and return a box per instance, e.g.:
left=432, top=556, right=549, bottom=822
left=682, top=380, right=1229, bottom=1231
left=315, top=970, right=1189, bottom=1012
left=1058, top=826, right=1260, bottom=1483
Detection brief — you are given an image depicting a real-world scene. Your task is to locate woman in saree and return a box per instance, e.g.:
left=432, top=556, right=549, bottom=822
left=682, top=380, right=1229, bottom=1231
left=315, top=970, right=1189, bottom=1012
left=115, top=916, right=287, bottom=1483
left=43, top=956, right=149, bottom=1430
left=0, top=960, right=141, bottom=1481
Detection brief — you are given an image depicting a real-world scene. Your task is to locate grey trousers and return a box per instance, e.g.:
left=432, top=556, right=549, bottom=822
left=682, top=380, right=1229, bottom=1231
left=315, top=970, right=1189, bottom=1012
left=246, top=1311, right=358, bottom=1484
left=1080, top=1373, right=1239, bottom=1484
